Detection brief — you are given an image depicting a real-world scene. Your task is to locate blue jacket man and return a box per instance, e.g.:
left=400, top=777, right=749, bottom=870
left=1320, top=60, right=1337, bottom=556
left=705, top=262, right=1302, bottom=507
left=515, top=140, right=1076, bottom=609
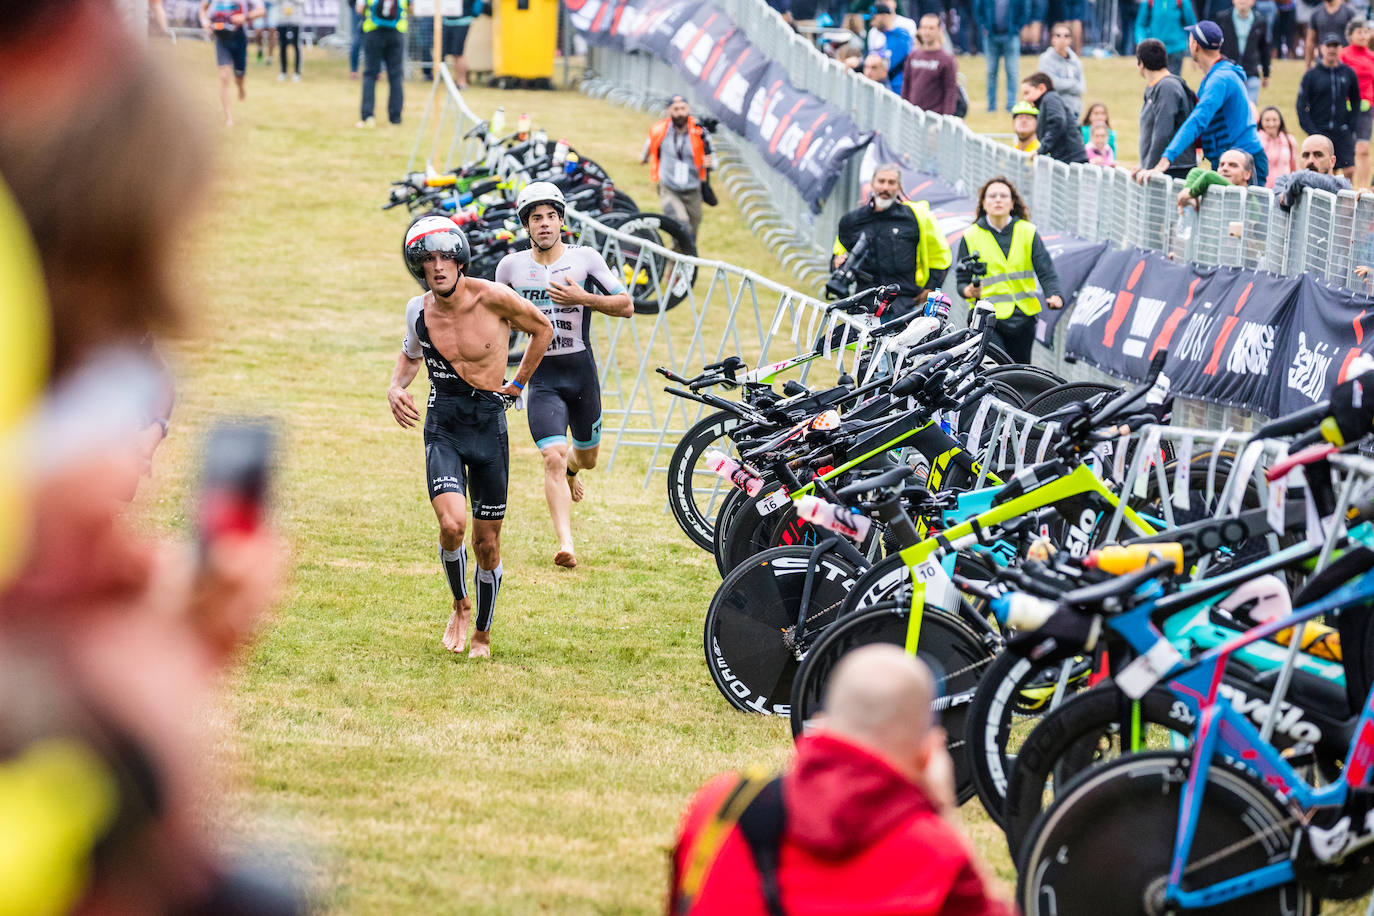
left=867, top=3, right=913, bottom=94
left=1153, top=21, right=1268, bottom=185
left=972, top=0, right=1030, bottom=111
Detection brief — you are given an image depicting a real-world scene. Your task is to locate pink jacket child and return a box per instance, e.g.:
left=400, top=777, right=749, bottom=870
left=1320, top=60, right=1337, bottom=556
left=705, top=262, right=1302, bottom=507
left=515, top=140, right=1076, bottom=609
left=1086, top=123, right=1116, bottom=166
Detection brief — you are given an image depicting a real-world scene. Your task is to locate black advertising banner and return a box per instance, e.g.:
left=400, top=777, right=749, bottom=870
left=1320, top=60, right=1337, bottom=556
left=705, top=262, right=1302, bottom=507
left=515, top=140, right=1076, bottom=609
left=571, top=0, right=871, bottom=210
left=1277, top=275, right=1374, bottom=415
left=1034, top=233, right=1109, bottom=347
left=741, top=63, right=871, bottom=210
left=702, top=32, right=770, bottom=136
left=1064, top=250, right=1301, bottom=413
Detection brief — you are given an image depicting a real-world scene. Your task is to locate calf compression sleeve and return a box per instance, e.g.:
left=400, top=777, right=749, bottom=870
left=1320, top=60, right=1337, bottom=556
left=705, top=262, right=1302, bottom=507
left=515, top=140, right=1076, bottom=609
left=475, top=563, right=502, bottom=631
left=441, top=544, right=468, bottom=601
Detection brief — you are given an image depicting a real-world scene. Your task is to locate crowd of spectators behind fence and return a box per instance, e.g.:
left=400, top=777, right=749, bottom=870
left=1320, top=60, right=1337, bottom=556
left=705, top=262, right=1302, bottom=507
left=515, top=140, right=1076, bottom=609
left=788, top=0, right=1374, bottom=189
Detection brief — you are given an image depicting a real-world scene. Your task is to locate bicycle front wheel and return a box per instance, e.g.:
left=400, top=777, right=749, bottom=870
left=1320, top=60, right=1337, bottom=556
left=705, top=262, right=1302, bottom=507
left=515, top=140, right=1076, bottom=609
left=665, top=409, right=746, bottom=552
left=703, top=546, right=862, bottom=716
left=1003, top=684, right=1195, bottom=862
left=1018, top=751, right=1311, bottom=916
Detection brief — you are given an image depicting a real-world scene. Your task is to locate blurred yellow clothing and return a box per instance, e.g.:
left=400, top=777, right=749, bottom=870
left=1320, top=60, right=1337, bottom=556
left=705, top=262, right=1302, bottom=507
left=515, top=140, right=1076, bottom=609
left=1015, top=136, right=1040, bottom=154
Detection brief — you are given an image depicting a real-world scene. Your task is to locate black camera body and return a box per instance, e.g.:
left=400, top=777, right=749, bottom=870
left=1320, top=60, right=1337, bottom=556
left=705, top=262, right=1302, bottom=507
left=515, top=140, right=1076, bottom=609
left=959, top=252, right=988, bottom=282
left=825, top=232, right=872, bottom=300
left=697, top=115, right=720, bottom=134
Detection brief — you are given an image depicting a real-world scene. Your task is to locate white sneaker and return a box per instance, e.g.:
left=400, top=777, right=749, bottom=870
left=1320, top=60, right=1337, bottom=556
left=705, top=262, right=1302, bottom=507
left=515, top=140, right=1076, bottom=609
left=277, top=72, right=286, bottom=81
left=355, top=117, right=376, bottom=128
left=292, top=73, right=301, bottom=82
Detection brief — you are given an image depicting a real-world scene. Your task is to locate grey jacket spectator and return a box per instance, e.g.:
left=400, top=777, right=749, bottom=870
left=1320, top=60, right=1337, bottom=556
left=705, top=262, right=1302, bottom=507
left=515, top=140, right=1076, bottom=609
left=1139, top=72, right=1198, bottom=173
left=1037, top=46, right=1086, bottom=120
left=1273, top=170, right=1353, bottom=209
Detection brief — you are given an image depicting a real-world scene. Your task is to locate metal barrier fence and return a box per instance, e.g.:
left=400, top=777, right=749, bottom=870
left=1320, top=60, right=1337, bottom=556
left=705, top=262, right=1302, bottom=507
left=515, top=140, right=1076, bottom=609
left=584, top=0, right=1374, bottom=297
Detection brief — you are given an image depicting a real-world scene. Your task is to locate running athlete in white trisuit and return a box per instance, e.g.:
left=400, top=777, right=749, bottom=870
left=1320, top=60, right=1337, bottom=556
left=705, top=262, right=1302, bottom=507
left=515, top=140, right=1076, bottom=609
left=494, top=183, right=632, bottom=569
left=388, top=215, right=553, bottom=658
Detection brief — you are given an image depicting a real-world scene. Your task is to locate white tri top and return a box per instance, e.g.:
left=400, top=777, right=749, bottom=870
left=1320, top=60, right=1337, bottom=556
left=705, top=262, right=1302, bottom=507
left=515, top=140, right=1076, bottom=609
left=493, top=245, right=627, bottom=358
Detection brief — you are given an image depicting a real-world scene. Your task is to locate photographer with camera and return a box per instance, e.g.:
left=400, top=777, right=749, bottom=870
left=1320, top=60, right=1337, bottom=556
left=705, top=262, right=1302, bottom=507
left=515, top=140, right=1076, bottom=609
left=830, top=163, right=952, bottom=321
left=955, top=176, right=1062, bottom=364
left=641, top=94, right=716, bottom=244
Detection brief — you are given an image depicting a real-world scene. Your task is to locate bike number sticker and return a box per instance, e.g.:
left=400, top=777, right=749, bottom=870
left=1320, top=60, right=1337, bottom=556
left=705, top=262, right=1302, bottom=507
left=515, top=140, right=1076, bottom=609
left=1116, top=637, right=1184, bottom=700
left=755, top=489, right=789, bottom=516
left=914, top=559, right=957, bottom=612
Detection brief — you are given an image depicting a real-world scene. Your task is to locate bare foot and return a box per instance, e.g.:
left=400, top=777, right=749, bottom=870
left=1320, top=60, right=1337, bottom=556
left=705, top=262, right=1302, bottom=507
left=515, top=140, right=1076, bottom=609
left=442, top=600, right=471, bottom=653
left=554, top=548, right=577, bottom=568
left=468, top=629, right=491, bottom=658
left=567, top=472, right=584, bottom=503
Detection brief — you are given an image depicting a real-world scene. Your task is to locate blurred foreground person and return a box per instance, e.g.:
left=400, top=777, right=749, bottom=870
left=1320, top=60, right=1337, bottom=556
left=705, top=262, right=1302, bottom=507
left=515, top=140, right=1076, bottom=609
left=669, top=645, right=1013, bottom=915
left=0, top=3, right=298, bottom=912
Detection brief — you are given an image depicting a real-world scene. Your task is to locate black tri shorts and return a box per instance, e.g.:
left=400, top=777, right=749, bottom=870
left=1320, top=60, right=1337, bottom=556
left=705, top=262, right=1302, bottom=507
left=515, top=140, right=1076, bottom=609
left=214, top=30, right=248, bottom=76
left=424, top=391, right=509, bottom=519
left=527, top=350, right=603, bottom=451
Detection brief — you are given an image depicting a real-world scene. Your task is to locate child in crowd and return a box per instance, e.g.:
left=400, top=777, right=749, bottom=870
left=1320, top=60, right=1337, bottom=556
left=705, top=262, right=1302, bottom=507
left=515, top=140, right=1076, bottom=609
left=1258, top=106, right=1298, bottom=187
left=1079, top=101, right=1118, bottom=155
left=1086, top=122, right=1116, bottom=165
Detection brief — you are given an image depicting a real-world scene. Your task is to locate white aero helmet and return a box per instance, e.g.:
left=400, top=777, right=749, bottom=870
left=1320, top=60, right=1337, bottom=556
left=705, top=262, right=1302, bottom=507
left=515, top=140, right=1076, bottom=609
left=515, top=181, right=566, bottom=225
left=403, top=215, right=470, bottom=289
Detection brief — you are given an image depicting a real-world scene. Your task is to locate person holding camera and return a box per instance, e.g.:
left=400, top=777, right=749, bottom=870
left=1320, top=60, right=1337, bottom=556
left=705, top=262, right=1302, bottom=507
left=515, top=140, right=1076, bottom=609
left=831, top=163, right=952, bottom=321
left=956, top=176, right=1062, bottom=364
left=641, top=95, right=715, bottom=244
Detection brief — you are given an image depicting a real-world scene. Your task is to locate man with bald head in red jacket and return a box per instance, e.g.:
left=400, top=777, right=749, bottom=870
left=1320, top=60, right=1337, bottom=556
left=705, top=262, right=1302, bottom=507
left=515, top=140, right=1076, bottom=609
left=669, top=644, right=1013, bottom=916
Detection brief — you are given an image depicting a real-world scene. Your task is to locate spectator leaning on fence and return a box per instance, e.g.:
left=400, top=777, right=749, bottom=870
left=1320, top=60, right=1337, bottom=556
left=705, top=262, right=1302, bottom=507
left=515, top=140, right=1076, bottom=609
left=1012, top=101, right=1041, bottom=151
left=1219, top=0, right=1271, bottom=108
left=974, top=0, right=1030, bottom=112
left=1020, top=72, right=1089, bottom=162
left=1137, top=38, right=1199, bottom=177
left=1135, top=0, right=1198, bottom=74
left=1297, top=32, right=1362, bottom=176
left=641, top=95, right=714, bottom=243
left=1141, top=22, right=1268, bottom=186
left=1038, top=22, right=1086, bottom=121
left=1340, top=18, right=1374, bottom=187
left=1274, top=134, right=1354, bottom=207
left=832, top=164, right=952, bottom=321
left=956, top=177, right=1063, bottom=365
left=1176, top=148, right=1255, bottom=210
left=902, top=13, right=960, bottom=114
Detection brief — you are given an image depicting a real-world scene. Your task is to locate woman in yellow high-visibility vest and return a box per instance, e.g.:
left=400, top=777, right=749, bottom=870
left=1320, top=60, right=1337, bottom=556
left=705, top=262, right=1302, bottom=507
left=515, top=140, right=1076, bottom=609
left=955, top=177, right=1063, bottom=364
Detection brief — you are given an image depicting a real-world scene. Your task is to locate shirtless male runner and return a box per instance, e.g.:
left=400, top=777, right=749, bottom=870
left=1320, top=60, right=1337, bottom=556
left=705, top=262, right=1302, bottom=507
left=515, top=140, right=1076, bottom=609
left=388, top=215, right=553, bottom=657
left=495, top=183, right=632, bottom=568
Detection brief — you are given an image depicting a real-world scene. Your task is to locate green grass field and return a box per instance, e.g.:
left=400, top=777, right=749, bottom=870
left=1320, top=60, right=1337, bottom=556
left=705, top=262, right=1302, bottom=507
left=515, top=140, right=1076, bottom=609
left=152, top=37, right=1345, bottom=914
